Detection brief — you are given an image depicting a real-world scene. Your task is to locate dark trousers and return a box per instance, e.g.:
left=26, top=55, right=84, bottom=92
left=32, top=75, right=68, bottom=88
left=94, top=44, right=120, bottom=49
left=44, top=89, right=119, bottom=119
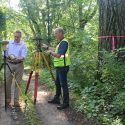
left=55, top=66, right=69, bottom=104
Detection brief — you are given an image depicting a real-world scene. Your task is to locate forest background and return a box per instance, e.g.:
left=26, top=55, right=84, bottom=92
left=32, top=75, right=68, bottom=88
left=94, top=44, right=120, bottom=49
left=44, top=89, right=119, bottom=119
left=0, top=0, right=125, bottom=125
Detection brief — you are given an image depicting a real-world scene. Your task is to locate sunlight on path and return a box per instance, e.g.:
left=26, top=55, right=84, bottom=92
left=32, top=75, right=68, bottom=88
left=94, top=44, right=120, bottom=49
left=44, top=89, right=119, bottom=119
left=23, top=74, right=74, bottom=125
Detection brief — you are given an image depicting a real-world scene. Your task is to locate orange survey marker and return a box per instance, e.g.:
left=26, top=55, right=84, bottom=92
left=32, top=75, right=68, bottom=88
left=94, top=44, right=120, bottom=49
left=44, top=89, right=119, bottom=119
left=98, top=36, right=125, bottom=50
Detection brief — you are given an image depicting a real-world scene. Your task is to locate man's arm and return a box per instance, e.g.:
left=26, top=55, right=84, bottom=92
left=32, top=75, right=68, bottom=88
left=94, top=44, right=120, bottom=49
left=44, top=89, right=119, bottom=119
left=41, top=43, right=59, bottom=57
left=42, top=44, right=55, bottom=51
left=47, top=41, right=68, bottom=58
left=50, top=51, right=61, bottom=58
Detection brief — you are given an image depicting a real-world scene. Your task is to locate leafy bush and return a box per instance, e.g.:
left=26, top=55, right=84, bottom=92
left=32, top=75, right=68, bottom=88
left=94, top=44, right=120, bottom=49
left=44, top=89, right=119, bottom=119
left=74, top=52, right=125, bottom=124
left=68, top=31, right=98, bottom=93
left=39, top=68, right=55, bottom=89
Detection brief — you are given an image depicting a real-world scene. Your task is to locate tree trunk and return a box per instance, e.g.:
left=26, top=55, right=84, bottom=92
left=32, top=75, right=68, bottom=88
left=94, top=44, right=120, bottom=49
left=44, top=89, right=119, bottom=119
left=98, top=0, right=125, bottom=51
left=46, top=0, right=51, bottom=44
left=95, top=0, right=125, bottom=81
left=0, top=10, right=6, bottom=65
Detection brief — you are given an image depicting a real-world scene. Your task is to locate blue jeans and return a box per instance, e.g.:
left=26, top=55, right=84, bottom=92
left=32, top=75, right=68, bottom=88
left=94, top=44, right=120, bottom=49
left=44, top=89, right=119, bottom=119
left=55, top=66, right=69, bottom=104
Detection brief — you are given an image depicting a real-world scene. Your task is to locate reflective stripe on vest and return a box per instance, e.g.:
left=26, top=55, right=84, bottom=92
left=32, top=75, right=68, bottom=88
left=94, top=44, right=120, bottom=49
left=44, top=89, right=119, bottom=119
left=54, top=39, right=70, bottom=67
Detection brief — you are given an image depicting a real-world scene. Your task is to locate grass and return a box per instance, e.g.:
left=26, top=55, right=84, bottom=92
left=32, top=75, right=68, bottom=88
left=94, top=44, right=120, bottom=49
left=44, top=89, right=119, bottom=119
left=20, top=81, right=43, bottom=125
left=39, top=68, right=55, bottom=90
left=0, top=70, right=3, bottom=85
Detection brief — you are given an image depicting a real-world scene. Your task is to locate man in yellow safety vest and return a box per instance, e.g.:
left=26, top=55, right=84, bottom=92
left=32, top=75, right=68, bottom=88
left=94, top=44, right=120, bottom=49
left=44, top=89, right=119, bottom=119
left=42, top=27, right=70, bottom=110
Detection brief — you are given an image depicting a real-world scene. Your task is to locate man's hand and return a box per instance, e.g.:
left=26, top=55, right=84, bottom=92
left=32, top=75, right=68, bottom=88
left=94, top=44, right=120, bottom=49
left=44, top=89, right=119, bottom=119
left=8, top=54, right=16, bottom=60
left=45, top=50, right=61, bottom=58
left=14, top=59, right=22, bottom=63
left=42, top=44, right=48, bottom=49
left=49, top=47, right=55, bottom=51
left=8, top=55, right=24, bottom=63
left=45, top=50, right=52, bottom=55
left=15, top=57, right=24, bottom=62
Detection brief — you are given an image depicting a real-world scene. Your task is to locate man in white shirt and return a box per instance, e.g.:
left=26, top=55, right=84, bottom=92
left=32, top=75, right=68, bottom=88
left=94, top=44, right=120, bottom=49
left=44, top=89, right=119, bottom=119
left=6, top=30, right=27, bottom=107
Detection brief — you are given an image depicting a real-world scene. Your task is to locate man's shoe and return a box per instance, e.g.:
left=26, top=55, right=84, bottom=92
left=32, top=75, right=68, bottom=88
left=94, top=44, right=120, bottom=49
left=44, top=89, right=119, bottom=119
left=48, top=98, right=60, bottom=104
left=57, top=103, right=69, bottom=110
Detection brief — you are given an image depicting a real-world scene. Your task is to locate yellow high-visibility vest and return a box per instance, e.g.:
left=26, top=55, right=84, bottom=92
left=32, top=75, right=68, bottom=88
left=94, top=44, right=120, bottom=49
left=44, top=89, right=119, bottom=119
left=54, top=39, right=70, bottom=67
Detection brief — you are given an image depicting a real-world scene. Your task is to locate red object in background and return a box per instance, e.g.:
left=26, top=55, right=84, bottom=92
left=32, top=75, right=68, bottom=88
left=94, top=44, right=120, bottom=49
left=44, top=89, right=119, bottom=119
left=98, top=36, right=125, bottom=50
left=34, top=73, right=39, bottom=104
left=25, top=71, right=33, bottom=94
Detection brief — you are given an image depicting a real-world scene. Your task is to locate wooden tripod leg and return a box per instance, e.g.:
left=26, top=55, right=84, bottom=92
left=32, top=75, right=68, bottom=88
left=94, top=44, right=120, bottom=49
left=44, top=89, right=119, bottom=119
left=34, top=73, right=39, bottom=104
left=41, top=52, right=64, bottom=101
left=25, top=52, right=36, bottom=95
left=41, top=52, right=55, bottom=81
left=32, top=51, right=41, bottom=104
left=25, top=71, right=33, bottom=94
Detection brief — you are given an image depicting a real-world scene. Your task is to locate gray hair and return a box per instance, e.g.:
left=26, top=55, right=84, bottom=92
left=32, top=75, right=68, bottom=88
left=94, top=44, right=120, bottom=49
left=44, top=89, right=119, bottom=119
left=54, top=27, right=64, bottom=34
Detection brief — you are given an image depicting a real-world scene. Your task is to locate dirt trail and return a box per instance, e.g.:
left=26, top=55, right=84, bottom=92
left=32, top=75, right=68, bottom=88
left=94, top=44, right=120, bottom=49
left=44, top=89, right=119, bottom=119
left=23, top=73, right=92, bottom=125
left=23, top=74, right=75, bottom=125
left=0, top=85, right=25, bottom=125
left=0, top=73, right=93, bottom=125
left=0, top=86, right=11, bottom=125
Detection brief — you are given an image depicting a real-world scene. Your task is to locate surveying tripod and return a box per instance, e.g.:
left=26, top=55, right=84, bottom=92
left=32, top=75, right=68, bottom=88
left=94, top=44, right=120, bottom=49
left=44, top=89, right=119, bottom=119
left=0, top=50, right=24, bottom=111
left=25, top=38, right=55, bottom=104
left=0, top=50, right=12, bottom=111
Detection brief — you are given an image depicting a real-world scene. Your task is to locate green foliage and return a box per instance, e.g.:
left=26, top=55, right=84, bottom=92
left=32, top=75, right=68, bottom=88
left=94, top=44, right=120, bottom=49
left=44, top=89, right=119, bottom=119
left=2, top=0, right=125, bottom=125
left=74, top=52, right=125, bottom=124
left=20, top=0, right=97, bottom=42
left=0, top=8, right=6, bottom=34
left=113, top=91, right=125, bottom=114
left=39, top=68, right=55, bottom=89
left=68, top=15, right=98, bottom=92
left=23, top=102, right=43, bottom=125
left=0, top=72, right=3, bottom=83
left=69, top=40, right=97, bottom=90
left=20, top=82, right=43, bottom=125
left=0, top=6, right=6, bottom=71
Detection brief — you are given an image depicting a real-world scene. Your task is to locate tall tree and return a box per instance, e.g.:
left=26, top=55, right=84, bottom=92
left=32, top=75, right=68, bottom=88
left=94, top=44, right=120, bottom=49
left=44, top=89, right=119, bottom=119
left=79, top=0, right=97, bottom=30
left=96, top=0, right=125, bottom=80
left=0, top=7, right=6, bottom=65
left=98, top=0, right=125, bottom=50
left=0, top=8, right=6, bottom=40
left=20, top=0, right=97, bottom=41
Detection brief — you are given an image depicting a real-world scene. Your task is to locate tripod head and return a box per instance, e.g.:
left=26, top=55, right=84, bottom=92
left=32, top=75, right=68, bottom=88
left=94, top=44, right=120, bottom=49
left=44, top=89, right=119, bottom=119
left=0, top=40, right=9, bottom=51
left=32, top=37, right=44, bottom=52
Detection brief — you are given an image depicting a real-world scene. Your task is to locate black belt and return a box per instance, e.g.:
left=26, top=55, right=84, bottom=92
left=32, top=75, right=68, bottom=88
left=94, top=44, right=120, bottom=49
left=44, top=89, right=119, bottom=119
left=8, top=61, right=23, bottom=64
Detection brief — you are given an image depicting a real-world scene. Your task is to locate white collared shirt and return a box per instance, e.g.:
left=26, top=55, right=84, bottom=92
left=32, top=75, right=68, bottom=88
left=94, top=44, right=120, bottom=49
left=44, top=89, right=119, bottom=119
left=6, top=40, right=27, bottom=59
